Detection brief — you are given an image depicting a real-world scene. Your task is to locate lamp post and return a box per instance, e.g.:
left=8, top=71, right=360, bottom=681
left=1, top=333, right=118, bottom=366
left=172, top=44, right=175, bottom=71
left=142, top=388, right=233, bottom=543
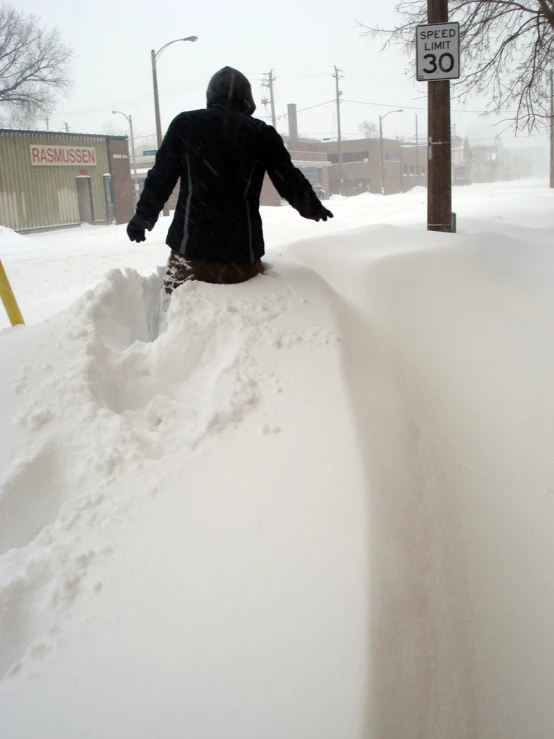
left=151, top=36, right=198, bottom=150
left=379, top=109, right=403, bottom=195
left=151, top=36, right=197, bottom=215
left=112, top=110, right=138, bottom=206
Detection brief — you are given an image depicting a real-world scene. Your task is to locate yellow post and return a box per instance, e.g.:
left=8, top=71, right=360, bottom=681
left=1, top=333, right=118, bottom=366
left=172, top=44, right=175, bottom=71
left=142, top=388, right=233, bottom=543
left=0, top=259, right=24, bottom=326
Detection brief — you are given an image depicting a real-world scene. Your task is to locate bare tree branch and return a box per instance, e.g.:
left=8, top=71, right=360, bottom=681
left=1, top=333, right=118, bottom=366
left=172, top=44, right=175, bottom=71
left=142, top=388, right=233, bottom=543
left=538, top=0, right=554, bottom=31
left=359, top=119, right=379, bottom=137
left=360, top=0, right=554, bottom=131
left=0, top=4, right=72, bottom=128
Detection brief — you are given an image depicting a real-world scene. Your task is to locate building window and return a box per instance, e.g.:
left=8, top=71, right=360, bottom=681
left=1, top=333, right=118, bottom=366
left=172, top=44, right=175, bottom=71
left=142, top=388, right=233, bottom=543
left=344, top=151, right=368, bottom=163
left=328, top=151, right=368, bottom=164
left=298, top=165, right=321, bottom=187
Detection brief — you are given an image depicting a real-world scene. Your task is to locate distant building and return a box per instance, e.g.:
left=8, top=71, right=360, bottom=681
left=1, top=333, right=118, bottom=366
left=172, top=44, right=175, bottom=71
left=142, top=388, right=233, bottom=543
left=400, top=144, right=429, bottom=190
left=506, top=147, right=547, bottom=179
left=451, top=135, right=472, bottom=185
left=0, top=129, right=133, bottom=232
left=314, top=137, right=427, bottom=196
left=468, top=137, right=546, bottom=183
left=471, top=140, right=507, bottom=183
left=261, top=137, right=332, bottom=206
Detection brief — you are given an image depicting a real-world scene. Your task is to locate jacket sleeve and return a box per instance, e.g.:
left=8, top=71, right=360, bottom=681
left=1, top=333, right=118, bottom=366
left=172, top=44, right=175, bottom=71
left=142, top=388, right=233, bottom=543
left=133, top=117, right=182, bottom=230
left=261, top=126, right=324, bottom=219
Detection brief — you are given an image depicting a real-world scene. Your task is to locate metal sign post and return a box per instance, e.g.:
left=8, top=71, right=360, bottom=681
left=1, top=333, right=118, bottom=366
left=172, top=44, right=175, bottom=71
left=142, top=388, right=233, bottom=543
left=416, top=0, right=460, bottom=233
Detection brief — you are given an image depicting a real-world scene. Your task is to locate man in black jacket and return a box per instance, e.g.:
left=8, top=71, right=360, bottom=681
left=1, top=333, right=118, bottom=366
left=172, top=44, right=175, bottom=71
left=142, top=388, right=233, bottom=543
left=127, top=66, right=333, bottom=291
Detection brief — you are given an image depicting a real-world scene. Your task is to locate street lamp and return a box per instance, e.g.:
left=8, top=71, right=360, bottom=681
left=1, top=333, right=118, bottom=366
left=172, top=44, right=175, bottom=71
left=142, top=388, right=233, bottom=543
left=151, top=36, right=197, bottom=216
left=379, top=109, right=403, bottom=195
left=112, top=110, right=138, bottom=206
left=151, top=36, right=198, bottom=150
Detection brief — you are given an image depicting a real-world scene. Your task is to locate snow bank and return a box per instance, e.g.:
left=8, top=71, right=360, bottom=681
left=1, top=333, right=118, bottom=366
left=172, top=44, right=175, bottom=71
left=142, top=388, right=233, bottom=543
left=289, top=224, right=554, bottom=737
left=0, top=225, right=27, bottom=252
left=2, top=181, right=554, bottom=737
left=0, top=257, right=369, bottom=738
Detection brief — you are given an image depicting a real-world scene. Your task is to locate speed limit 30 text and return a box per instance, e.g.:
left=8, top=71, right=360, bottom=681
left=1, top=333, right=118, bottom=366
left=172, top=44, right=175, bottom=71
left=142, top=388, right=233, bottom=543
left=419, top=27, right=457, bottom=51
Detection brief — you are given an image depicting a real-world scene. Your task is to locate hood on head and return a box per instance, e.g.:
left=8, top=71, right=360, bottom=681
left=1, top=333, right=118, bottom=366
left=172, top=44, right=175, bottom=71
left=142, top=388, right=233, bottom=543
left=206, top=67, right=256, bottom=116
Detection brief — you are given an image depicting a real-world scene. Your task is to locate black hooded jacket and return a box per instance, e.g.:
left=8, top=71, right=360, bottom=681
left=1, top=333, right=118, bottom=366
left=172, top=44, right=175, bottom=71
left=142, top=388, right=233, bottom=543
left=132, top=67, right=326, bottom=264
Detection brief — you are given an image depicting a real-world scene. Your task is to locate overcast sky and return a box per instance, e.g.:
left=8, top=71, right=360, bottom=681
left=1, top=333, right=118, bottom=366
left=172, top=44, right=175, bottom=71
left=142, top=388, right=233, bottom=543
left=24, top=0, right=548, bottom=150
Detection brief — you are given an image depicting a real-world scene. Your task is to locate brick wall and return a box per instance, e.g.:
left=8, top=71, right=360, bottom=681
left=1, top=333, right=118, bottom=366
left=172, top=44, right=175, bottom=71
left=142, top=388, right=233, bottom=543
left=400, top=145, right=428, bottom=190
left=107, top=137, right=134, bottom=224
left=320, top=138, right=404, bottom=195
left=320, top=166, right=330, bottom=196
left=287, top=150, right=328, bottom=162
left=260, top=174, right=282, bottom=206
left=283, top=137, right=324, bottom=153
left=260, top=163, right=331, bottom=206
left=260, top=146, right=330, bottom=205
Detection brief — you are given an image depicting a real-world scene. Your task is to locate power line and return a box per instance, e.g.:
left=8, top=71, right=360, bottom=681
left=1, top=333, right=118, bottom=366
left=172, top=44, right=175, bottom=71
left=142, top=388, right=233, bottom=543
left=276, top=100, right=335, bottom=120
left=342, top=98, right=438, bottom=111
left=342, top=98, right=520, bottom=116
left=469, top=133, right=548, bottom=140
left=273, top=65, right=333, bottom=72
left=277, top=74, right=332, bottom=79
left=298, top=99, right=335, bottom=113
left=62, top=77, right=212, bottom=118
left=57, top=64, right=528, bottom=121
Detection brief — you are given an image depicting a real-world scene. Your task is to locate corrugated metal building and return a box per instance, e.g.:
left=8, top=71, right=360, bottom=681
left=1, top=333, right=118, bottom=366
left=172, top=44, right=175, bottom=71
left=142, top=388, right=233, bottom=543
left=0, top=130, right=134, bottom=232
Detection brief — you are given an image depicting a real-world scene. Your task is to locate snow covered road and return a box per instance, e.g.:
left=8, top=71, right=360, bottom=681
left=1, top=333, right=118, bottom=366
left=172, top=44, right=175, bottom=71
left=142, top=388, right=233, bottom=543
left=1, top=180, right=554, bottom=737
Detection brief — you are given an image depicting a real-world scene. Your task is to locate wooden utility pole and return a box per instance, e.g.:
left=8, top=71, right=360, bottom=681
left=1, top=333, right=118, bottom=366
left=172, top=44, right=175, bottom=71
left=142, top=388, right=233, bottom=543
left=269, top=71, right=277, bottom=129
left=262, top=71, right=277, bottom=128
left=427, top=0, right=452, bottom=232
left=550, top=69, right=554, bottom=188
left=550, top=70, right=554, bottom=187
left=333, top=66, right=343, bottom=195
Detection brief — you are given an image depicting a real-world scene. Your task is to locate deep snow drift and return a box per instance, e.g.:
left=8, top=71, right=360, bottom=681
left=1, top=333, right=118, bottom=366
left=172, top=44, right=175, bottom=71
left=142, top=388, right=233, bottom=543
left=1, top=181, right=554, bottom=738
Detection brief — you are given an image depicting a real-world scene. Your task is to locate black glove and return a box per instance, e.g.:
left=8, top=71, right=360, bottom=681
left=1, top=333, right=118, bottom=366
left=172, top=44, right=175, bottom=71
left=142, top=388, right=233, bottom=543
left=312, top=205, right=334, bottom=222
left=127, top=218, right=146, bottom=243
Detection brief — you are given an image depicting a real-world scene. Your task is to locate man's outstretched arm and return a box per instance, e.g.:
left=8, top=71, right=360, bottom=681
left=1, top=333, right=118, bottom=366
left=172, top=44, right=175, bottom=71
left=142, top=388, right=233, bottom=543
left=262, top=126, right=333, bottom=222
left=127, top=117, right=182, bottom=241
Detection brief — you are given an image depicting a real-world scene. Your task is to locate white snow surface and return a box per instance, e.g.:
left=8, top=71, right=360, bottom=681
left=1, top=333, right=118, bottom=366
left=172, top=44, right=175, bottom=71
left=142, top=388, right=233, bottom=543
left=1, top=180, right=554, bottom=737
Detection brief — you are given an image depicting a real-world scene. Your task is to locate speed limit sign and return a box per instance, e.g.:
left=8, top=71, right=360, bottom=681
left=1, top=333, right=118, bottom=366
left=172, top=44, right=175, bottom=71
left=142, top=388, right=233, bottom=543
left=416, top=22, right=460, bottom=81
